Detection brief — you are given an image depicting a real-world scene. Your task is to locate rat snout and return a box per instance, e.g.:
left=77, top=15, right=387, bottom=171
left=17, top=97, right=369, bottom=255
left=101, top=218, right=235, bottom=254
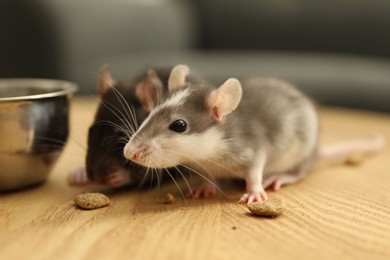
left=123, top=141, right=138, bottom=161
left=124, top=148, right=138, bottom=161
left=123, top=139, right=152, bottom=166
left=123, top=137, right=168, bottom=168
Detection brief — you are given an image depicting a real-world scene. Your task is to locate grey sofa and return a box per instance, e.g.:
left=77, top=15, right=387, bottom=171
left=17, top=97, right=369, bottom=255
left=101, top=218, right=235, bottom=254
left=1, top=0, right=390, bottom=111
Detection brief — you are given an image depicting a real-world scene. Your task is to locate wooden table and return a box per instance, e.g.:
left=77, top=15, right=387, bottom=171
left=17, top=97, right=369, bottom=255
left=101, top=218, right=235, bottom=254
left=1, top=97, right=390, bottom=260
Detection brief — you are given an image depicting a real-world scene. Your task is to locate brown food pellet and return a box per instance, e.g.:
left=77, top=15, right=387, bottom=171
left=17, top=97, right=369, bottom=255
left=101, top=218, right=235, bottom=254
left=164, top=193, right=175, bottom=204
left=345, top=153, right=365, bottom=166
left=74, top=192, right=110, bottom=210
left=247, top=198, right=284, bottom=218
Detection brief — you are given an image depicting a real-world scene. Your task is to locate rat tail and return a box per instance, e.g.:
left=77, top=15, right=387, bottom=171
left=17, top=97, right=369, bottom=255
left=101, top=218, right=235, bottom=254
left=312, top=134, right=385, bottom=170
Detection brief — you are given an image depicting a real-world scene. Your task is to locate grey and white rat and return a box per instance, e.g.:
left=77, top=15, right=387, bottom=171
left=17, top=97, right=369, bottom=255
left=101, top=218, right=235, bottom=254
left=68, top=65, right=177, bottom=187
left=123, top=64, right=385, bottom=203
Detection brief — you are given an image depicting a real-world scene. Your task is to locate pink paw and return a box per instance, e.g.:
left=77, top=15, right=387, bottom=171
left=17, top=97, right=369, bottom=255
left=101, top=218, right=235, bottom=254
left=68, top=167, right=91, bottom=186
left=187, top=182, right=217, bottom=199
left=103, top=169, right=131, bottom=187
left=263, top=176, right=282, bottom=191
left=238, top=190, right=268, bottom=204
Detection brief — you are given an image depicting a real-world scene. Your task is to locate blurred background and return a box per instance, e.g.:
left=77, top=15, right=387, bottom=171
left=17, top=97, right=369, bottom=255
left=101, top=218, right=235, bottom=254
left=1, top=0, right=389, bottom=111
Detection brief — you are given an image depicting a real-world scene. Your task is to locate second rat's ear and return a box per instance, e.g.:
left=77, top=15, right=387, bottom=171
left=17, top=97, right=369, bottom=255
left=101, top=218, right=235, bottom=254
left=208, top=78, right=243, bottom=121
left=135, top=69, right=163, bottom=112
left=98, top=64, right=115, bottom=97
left=168, top=64, right=190, bottom=92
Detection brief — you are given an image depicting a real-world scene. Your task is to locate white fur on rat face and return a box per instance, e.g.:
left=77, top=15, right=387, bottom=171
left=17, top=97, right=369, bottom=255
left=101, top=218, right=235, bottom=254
left=125, top=90, right=225, bottom=169
left=124, top=64, right=319, bottom=203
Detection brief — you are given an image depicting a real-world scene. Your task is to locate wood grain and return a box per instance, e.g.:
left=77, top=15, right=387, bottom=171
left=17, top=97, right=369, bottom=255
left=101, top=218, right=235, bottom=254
left=1, top=97, right=390, bottom=260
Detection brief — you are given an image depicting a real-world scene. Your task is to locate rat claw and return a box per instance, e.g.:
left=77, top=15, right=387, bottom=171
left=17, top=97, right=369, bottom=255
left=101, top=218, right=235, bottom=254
left=68, top=167, right=91, bottom=186
left=239, top=191, right=268, bottom=204
left=187, top=182, right=217, bottom=199
left=103, top=169, right=132, bottom=187
left=247, top=195, right=261, bottom=203
left=203, top=188, right=215, bottom=198
left=192, top=189, right=202, bottom=199
left=239, top=193, right=249, bottom=204
left=260, top=190, right=268, bottom=201
left=186, top=191, right=195, bottom=198
left=272, top=180, right=282, bottom=191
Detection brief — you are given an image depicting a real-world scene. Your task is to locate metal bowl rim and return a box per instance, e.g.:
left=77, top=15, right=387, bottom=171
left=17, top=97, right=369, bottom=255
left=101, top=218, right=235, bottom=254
left=0, top=78, right=78, bottom=102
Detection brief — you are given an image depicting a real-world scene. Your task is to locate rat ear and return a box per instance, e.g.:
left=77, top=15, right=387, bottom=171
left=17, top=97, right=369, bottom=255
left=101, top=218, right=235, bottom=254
left=168, top=64, right=190, bottom=92
left=135, top=69, right=163, bottom=112
left=98, top=64, right=115, bottom=97
left=208, top=78, right=242, bottom=121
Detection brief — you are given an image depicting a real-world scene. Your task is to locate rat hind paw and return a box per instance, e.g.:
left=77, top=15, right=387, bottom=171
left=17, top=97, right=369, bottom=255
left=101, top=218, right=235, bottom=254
left=239, top=191, right=268, bottom=204
left=263, top=173, right=305, bottom=191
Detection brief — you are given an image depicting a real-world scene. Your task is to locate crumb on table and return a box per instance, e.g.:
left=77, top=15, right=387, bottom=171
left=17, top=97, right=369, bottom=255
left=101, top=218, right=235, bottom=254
left=164, top=193, right=175, bottom=204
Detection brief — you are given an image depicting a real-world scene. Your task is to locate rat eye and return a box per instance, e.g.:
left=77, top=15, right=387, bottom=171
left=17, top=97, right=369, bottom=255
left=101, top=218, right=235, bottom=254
left=169, top=119, right=187, bottom=133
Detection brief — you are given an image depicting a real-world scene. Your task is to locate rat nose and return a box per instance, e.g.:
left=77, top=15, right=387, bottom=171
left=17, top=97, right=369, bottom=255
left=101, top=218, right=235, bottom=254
left=124, top=150, right=139, bottom=161
left=123, top=143, right=138, bottom=161
left=129, top=152, right=137, bottom=161
left=124, top=149, right=138, bottom=161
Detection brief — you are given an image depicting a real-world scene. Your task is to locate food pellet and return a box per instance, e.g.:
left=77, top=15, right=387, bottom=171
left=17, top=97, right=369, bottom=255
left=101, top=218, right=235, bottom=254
left=247, top=198, right=284, bottom=217
left=164, top=193, right=175, bottom=204
left=74, top=192, right=110, bottom=210
left=345, top=153, right=365, bottom=166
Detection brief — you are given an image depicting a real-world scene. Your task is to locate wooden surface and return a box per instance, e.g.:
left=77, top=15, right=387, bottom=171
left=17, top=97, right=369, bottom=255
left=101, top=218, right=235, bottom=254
left=1, top=97, right=390, bottom=260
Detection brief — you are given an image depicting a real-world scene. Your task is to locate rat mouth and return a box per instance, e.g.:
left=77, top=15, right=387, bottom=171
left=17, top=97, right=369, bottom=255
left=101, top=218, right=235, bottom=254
left=128, top=155, right=172, bottom=169
left=127, top=149, right=151, bottom=163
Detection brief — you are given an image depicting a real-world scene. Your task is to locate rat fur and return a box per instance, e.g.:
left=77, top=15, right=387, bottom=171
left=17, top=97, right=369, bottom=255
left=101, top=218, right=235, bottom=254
left=68, top=65, right=177, bottom=187
left=123, top=64, right=385, bottom=203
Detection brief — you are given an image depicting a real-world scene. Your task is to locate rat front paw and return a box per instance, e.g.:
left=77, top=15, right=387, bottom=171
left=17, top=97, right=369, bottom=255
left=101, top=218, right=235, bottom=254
left=238, top=190, right=268, bottom=204
left=103, top=169, right=131, bottom=187
left=68, top=167, right=91, bottom=186
left=187, top=182, right=217, bottom=199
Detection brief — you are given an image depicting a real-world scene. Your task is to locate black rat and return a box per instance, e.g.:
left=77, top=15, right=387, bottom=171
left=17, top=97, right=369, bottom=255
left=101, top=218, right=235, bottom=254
left=68, top=65, right=179, bottom=187
left=123, top=64, right=385, bottom=203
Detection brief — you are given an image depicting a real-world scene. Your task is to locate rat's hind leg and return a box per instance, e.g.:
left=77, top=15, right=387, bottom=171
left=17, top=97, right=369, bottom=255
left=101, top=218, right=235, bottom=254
left=263, top=173, right=304, bottom=191
left=263, top=159, right=312, bottom=191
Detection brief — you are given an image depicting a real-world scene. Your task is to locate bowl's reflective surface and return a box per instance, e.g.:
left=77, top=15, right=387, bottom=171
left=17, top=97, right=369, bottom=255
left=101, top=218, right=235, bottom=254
left=0, top=79, right=77, bottom=191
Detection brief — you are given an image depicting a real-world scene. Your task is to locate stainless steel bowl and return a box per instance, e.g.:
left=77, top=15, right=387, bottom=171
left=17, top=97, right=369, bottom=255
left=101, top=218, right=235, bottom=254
left=0, top=79, right=77, bottom=191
